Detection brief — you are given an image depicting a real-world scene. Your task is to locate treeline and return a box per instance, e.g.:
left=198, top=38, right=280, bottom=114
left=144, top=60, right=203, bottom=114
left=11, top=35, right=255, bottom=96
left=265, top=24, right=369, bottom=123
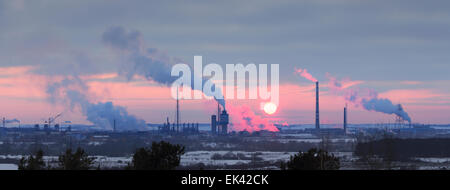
left=355, top=138, right=450, bottom=161
left=18, top=140, right=341, bottom=170
left=18, top=141, right=185, bottom=170
left=0, top=138, right=348, bottom=157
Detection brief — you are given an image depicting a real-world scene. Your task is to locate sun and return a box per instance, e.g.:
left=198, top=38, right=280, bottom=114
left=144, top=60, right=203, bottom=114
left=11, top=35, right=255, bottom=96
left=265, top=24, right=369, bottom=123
left=263, top=102, right=278, bottom=115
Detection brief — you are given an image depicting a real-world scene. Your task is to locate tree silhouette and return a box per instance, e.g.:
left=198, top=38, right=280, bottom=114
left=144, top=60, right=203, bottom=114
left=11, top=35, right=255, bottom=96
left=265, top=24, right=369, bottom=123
left=18, top=149, right=46, bottom=170
left=282, top=148, right=340, bottom=170
left=57, top=148, right=95, bottom=170
left=130, top=141, right=185, bottom=170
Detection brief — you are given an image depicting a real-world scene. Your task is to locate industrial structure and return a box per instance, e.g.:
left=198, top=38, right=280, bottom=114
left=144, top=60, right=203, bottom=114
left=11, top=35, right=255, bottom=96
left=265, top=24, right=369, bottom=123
left=211, top=103, right=229, bottom=135
left=211, top=115, right=217, bottom=135
left=344, top=105, right=347, bottom=134
left=176, top=87, right=180, bottom=132
left=395, top=104, right=411, bottom=128
left=219, top=109, right=229, bottom=135
left=157, top=90, right=200, bottom=135
left=315, top=81, right=320, bottom=130
left=158, top=117, right=199, bottom=135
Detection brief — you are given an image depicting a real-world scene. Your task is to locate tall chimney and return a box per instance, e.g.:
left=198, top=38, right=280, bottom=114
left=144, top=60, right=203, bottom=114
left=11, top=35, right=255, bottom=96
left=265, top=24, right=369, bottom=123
left=176, top=87, right=180, bottom=132
left=343, top=105, right=347, bottom=134
left=217, top=102, right=221, bottom=123
left=113, top=119, right=116, bottom=132
left=315, top=81, right=320, bottom=129
left=211, top=115, right=217, bottom=134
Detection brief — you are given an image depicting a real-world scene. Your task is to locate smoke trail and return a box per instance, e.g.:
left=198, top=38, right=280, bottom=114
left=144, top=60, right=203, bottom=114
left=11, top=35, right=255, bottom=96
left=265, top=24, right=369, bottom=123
left=326, top=74, right=412, bottom=123
left=46, top=76, right=146, bottom=131
left=45, top=26, right=225, bottom=131
left=102, top=26, right=175, bottom=85
left=102, top=26, right=226, bottom=107
left=295, top=68, right=318, bottom=82
left=362, top=98, right=411, bottom=123
left=227, top=104, right=279, bottom=132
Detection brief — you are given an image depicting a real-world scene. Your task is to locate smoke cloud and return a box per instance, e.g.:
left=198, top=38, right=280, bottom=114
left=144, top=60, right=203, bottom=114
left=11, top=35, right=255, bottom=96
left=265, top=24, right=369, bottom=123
left=362, top=98, right=411, bottom=123
left=102, top=26, right=226, bottom=107
left=102, top=26, right=176, bottom=85
left=46, top=76, right=146, bottom=131
left=43, top=26, right=226, bottom=131
left=326, top=74, right=412, bottom=123
left=227, top=104, right=279, bottom=132
left=295, top=68, right=318, bottom=82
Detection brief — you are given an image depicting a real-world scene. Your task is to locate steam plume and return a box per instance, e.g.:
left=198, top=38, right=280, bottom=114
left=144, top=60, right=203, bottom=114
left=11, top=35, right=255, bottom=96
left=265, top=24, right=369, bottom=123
left=102, top=26, right=225, bottom=107
left=46, top=76, right=146, bottom=131
left=295, top=68, right=318, bottom=82
left=326, top=74, right=412, bottom=123
left=362, top=98, right=411, bottom=123
left=102, top=26, right=176, bottom=85
left=227, top=105, right=279, bottom=132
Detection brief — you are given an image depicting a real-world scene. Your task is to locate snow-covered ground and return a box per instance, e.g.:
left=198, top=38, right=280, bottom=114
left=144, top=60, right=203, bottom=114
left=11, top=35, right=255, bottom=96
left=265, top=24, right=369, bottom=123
left=246, top=138, right=356, bottom=143
left=0, top=151, right=302, bottom=169
left=0, top=164, right=18, bottom=170
left=414, top=157, right=450, bottom=163
left=180, top=151, right=298, bottom=166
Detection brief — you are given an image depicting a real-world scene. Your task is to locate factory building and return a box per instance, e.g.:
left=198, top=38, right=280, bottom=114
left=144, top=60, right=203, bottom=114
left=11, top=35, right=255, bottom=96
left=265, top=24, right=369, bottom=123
left=211, top=115, right=217, bottom=134
left=219, top=110, right=229, bottom=135
left=158, top=117, right=199, bottom=135
left=211, top=103, right=229, bottom=135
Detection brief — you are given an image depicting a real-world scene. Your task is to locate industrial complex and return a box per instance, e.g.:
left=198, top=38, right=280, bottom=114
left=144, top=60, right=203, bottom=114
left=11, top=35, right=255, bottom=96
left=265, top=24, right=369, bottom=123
left=0, top=79, right=449, bottom=170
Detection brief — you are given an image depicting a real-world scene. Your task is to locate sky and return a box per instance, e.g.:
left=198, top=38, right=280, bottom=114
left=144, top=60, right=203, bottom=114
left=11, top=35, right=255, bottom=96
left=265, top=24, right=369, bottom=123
left=1, top=0, right=450, bottom=127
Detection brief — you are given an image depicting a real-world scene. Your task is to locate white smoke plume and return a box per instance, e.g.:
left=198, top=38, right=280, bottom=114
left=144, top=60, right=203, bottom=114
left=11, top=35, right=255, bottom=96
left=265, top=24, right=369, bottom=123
left=102, top=26, right=176, bottom=85
left=326, top=73, right=412, bottom=123
left=295, top=67, right=318, bottom=82
left=102, top=26, right=226, bottom=107
left=227, top=104, right=279, bottom=132
left=46, top=76, right=146, bottom=131
left=42, top=26, right=228, bottom=131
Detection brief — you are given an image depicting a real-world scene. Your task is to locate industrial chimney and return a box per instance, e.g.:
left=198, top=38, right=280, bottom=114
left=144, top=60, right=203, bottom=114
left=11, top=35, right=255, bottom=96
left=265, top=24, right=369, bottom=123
left=211, top=115, right=217, bottom=135
left=113, top=119, right=116, bottom=132
left=176, top=87, right=180, bottom=133
left=343, top=105, right=347, bottom=134
left=217, top=102, right=221, bottom=124
left=315, top=81, right=320, bottom=130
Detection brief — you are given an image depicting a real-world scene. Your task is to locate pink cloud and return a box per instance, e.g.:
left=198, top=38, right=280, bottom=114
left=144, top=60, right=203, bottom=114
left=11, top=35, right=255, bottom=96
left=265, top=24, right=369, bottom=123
left=227, top=104, right=278, bottom=132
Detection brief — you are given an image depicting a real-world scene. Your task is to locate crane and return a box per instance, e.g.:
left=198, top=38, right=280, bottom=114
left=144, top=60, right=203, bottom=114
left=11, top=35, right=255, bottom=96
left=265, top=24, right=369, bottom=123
left=45, top=113, right=62, bottom=127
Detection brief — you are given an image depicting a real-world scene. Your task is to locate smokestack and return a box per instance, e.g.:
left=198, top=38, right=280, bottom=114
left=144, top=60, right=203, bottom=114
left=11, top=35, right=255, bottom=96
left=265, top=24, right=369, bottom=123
left=113, top=119, right=116, bottom=132
left=176, top=87, right=180, bottom=132
left=217, top=102, right=221, bottom=123
left=344, top=105, right=347, bottom=134
left=315, top=81, right=320, bottom=130
left=211, top=115, right=217, bottom=135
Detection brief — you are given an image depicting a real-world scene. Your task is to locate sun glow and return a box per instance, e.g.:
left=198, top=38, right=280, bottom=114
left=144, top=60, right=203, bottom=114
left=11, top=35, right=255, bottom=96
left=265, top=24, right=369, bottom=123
left=263, top=102, right=277, bottom=115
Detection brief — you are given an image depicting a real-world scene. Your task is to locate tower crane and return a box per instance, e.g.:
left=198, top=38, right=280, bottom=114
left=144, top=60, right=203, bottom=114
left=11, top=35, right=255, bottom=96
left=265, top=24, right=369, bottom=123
left=45, top=113, right=62, bottom=127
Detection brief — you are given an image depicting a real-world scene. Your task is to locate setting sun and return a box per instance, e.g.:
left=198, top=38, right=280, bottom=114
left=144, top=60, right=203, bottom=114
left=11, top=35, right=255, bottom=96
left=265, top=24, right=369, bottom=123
left=263, top=102, right=278, bottom=115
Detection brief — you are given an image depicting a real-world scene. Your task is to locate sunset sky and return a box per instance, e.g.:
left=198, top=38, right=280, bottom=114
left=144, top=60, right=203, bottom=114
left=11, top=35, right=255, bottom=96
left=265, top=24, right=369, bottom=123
left=1, top=0, right=450, bottom=126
